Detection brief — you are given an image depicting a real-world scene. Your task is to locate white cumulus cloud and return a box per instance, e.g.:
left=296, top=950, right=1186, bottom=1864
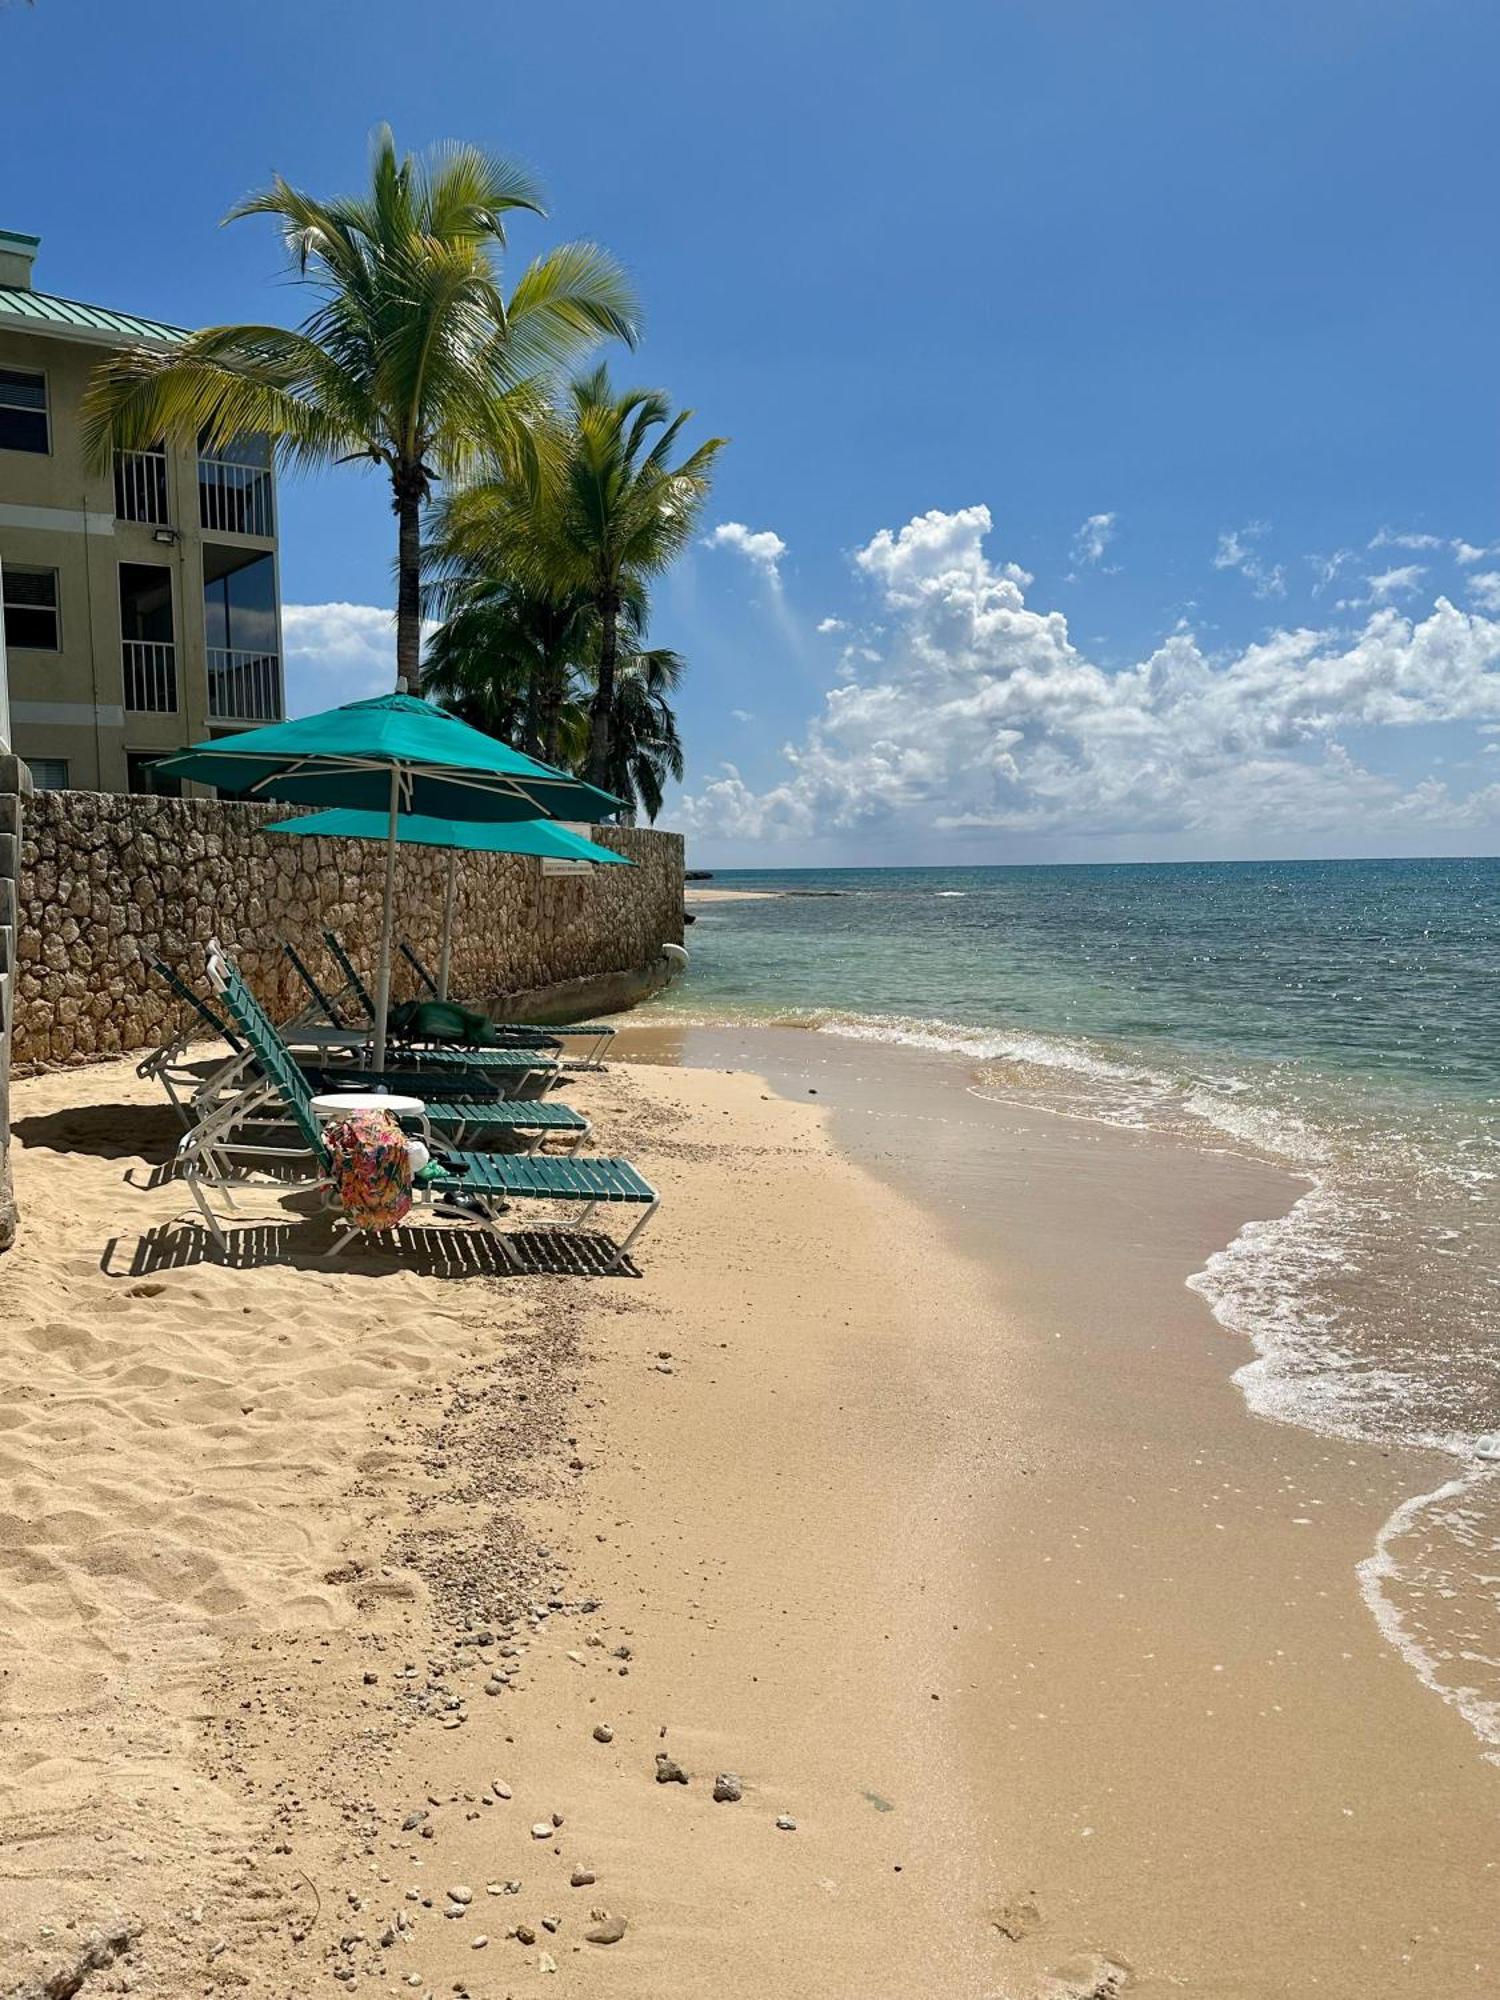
left=678, top=505, right=1500, bottom=852
left=282, top=601, right=423, bottom=711
left=703, top=521, right=787, bottom=585
left=1467, top=572, right=1500, bottom=613
left=817, top=616, right=847, bottom=634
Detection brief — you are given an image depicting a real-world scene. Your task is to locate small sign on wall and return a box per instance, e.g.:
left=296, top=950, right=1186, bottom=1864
left=540, top=824, right=603, bottom=878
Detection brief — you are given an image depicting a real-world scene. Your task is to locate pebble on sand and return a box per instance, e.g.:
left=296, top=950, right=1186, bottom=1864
left=654, top=1753, right=688, bottom=1785
left=447, top=1886, right=473, bottom=1906
left=775, top=1814, right=798, bottom=1830
left=585, top=1916, right=628, bottom=1946
left=592, top=1723, right=614, bottom=1743
left=713, top=1772, right=744, bottom=1803
left=530, top=1822, right=555, bottom=1839
left=570, top=1868, right=596, bottom=1887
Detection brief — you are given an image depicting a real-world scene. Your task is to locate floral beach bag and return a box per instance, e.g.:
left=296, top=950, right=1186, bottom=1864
left=322, top=1110, right=413, bottom=1230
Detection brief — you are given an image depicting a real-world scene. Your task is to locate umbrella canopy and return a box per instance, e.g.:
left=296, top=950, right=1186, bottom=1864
left=158, top=693, right=623, bottom=1067
left=156, top=692, right=622, bottom=823
left=264, top=810, right=631, bottom=1003
left=263, top=809, right=632, bottom=865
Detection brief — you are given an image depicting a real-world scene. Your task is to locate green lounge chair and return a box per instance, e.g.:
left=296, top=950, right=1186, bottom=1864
left=280, top=932, right=564, bottom=1088
left=320, top=932, right=570, bottom=1072
left=146, top=958, right=566, bottom=1127
left=397, top=939, right=617, bottom=1069
left=179, top=947, right=655, bottom=1272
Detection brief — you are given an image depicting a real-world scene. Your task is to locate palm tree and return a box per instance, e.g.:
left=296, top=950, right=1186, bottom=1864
left=597, top=647, right=686, bottom=823
left=560, top=368, right=723, bottom=786
left=466, top=369, right=721, bottom=783
left=419, top=576, right=593, bottom=762
left=81, top=126, right=637, bottom=692
left=420, top=564, right=685, bottom=820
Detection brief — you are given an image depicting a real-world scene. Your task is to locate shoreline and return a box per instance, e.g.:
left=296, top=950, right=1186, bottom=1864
left=1, top=1031, right=1497, bottom=1994
left=683, top=886, right=782, bottom=903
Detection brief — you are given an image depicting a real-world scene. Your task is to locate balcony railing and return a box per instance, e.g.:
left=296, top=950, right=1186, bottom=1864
left=207, top=648, right=283, bottom=723
left=199, top=455, right=275, bottom=538
left=115, top=448, right=170, bottom=526
left=122, top=639, right=178, bottom=713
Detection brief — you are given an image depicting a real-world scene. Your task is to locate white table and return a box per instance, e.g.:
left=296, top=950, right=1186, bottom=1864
left=310, top=1090, right=428, bottom=1130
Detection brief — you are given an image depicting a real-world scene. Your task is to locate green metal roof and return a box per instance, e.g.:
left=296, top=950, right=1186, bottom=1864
left=0, top=284, right=188, bottom=346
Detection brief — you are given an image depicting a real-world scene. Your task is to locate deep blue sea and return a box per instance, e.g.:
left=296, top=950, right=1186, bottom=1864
left=651, top=856, right=1500, bottom=1751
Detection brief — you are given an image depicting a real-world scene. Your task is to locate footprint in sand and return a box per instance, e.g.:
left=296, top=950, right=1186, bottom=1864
left=1034, top=1952, right=1133, bottom=1999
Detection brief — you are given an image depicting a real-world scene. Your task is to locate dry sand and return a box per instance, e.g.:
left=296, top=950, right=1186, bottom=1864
left=2, top=1031, right=1497, bottom=1998
left=0, top=1049, right=1009, bottom=1998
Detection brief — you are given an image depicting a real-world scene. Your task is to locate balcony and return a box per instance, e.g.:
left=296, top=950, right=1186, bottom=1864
left=123, top=639, right=177, bottom=713
left=199, top=453, right=274, bottom=538
left=208, top=648, right=282, bottom=723
left=114, top=447, right=170, bottom=526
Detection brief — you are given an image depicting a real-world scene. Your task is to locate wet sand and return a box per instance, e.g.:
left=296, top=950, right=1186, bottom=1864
left=1, top=1030, right=1496, bottom=1996
left=620, top=1024, right=1500, bottom=1996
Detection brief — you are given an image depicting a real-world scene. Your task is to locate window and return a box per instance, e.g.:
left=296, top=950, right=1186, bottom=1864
left=0, top=366, right=48, bottom=453
left=114, top=443, right=170, bottom=525
left=2, top=564, right=60, bottom=649
left=119, top=563, right=177, bottom=712
left=198, top=427, right=274, bottom=535
left=126, top=752, right=182, bottom=799
left=202, top=547, right=277, bottom=653
left=24, top=758, right=68, bottom=790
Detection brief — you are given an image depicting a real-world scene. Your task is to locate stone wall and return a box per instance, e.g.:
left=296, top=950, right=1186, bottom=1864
left=0, top=754, right=30, bottom=1245
left=12, top=791, right=683, bottom=1069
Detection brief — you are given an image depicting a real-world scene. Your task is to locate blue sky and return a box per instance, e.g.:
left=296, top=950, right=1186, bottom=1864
left=5, top=0, right=1500, bottom=863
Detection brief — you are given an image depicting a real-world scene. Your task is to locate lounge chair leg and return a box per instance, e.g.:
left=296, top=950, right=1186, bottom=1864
left=602, top=1195, right=660, bottom=1275
left=183, top=1167, right=229, bottom=1258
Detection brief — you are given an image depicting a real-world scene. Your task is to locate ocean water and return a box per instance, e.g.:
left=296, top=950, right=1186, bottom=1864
left=651, top=859, right=1500, bottom=1755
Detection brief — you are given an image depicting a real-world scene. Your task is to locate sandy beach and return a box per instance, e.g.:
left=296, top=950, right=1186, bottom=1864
left=2, top=1029, right=1498, bottom=1997
left=682, top=887, right=781, bottom=903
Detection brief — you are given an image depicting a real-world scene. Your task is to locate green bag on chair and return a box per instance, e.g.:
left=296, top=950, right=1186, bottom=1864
left=389, top=997, right=502, bottom=1047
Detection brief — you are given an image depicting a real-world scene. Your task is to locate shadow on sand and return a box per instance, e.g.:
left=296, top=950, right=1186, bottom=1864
left=101, top=1219, right=642, bottom=1281
left=14, top=1101, right=183, bottom=1162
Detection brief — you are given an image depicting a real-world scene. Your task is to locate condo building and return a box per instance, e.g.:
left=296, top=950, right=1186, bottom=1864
left=0, top=228, right=284, bottom=793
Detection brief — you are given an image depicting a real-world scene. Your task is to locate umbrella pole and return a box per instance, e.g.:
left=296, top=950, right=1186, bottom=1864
left=438, top=850, right=457, bottom=1001
left=371, top=766, right=400, bottom=1073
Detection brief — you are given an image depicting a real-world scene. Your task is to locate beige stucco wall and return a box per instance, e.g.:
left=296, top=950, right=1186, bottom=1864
left=0, top=323, right=280, bottom=791
left=11, top=791, right=684, bottom=1067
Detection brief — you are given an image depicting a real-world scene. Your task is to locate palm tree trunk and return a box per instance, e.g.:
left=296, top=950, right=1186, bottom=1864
left=587, top=589, right=618, bottom=787
left=521, top=664, right=545, bottom=760
left=540, top=664, right=565, bottom=766
left=394, top=471, right=424, bottom=696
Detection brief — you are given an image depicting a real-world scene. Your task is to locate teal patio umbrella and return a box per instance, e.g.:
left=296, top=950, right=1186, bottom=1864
left=264, top=808, right=630, bottom=1003
left=158, top=693, right=622, bottom=1068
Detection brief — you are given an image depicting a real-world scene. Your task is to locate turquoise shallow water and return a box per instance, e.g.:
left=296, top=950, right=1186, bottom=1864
left=653, top=859, right=1500, bottom=1450
left=652, top=857, right=1500, bottom=1759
